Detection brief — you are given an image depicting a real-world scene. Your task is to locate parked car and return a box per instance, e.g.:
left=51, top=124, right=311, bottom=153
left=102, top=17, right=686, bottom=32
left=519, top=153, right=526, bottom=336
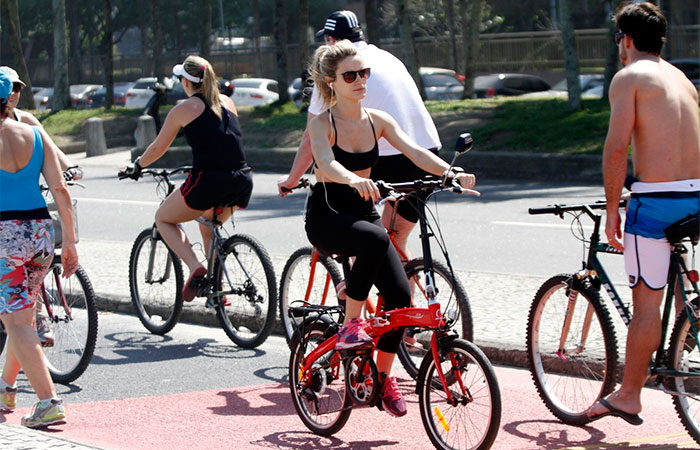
left=33, top=84, right=101, bottom=110
left=70, top=84, right=102, bottom=109
left=125, top=77, right=158, bottom=109
left=34, top=87, right=54, bottom=110
left=230, top=78, right=279, bottom=107
left=288, top=77, right=303, bottom=106
left=474, top=73, right=551, bottom=98
left=523, top=74, right=604, bottom=98
left=420, top=67, right=465, bottom=101
left=670, top=58, right=699, bottom=90
left=86, top=82, right=134, bottom=108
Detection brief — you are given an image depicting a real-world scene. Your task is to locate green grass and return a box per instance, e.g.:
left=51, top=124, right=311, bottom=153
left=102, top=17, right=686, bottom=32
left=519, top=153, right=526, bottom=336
left=469, top=97, right=611, bottom=155
left=33, top=108, right=143, bottom=136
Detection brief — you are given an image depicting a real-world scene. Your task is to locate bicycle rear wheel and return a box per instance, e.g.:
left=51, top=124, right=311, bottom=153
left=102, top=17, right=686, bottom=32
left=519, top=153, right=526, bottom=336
left=279, top=247, right=343, bottom=346
left=129, top=228, right=184, bottom=335
left=527, top=274, right=618, bottom=425
left=398, top=258, right=473, bottom=380
left=668, top=303, right=700, bottom=446
left=417, top=338, right=501, bottom=450
left=214, top=234, right=277, bottom=348
left=289, top=319, right=351, bottom=436
left=42, top=258, right=99, bottom=384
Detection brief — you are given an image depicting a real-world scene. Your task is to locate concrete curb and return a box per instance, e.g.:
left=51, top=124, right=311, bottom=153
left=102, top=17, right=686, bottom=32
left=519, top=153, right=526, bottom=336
left=93, top=290, right=530, bottom=370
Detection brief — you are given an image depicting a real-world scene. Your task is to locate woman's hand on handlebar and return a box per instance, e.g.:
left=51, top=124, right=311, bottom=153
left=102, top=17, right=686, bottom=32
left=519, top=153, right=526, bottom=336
left=350, top=177, right=380, bottom=203
left=118, top=162, right=143, bottom=180
left=451, top=171, right=480, bottom=196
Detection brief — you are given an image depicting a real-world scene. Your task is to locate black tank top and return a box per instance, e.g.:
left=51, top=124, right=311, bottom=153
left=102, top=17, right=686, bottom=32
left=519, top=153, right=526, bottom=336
left=328, top=109, right=379, bottom=171
left=183, top=93, right=246, bottom=172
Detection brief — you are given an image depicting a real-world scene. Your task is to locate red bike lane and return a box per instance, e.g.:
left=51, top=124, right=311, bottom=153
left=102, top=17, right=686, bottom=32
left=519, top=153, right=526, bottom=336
left=3, top=365, right=695, bottom=450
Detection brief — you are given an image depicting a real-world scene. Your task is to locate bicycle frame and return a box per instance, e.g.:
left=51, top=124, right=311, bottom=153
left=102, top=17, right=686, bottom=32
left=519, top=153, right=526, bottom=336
left=553, top=204, right=700, bottom=381
left=41, top=260, right=72, bottom=322
left=297, top=303, right=465, bottom=406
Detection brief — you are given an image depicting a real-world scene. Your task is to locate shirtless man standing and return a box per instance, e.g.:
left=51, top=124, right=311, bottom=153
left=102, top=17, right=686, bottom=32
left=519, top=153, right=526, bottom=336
left=587, top=2, right=700, bottom=425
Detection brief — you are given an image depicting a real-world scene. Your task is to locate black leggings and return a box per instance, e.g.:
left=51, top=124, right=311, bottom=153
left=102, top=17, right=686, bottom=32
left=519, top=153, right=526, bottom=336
left=305, top=183, right=411, bottom=353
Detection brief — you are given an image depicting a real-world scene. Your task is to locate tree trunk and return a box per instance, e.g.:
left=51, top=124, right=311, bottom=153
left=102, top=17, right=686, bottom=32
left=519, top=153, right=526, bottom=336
left=298, top=0, right=309, bottom=72
left=558, top=0, right=581, bottom=110
left=201, top=0, right=212, bottom=58
left=364, top=0, right=379, bottom=45
left=151, top=0, right=163, bottom=80
left=103, top=0, right=114, bottom=109
left=395, top=0, right=424, bottom=99
left=274, top=0, right=289, bottom=102
left=67, top=0, right=82, bottom=84
left=1, top=0, right=34, bottom=109
left=53, top=0, right=71, bottom=111
left=461, top=0, right=481, bottom=99
left=445, top=0, right=457, bottom=71
left=253, top=0, right=262, bottom=77
left=660, top=0, right=672, bottom=59
left=171, top=0, right=182, bottom=60
left=603, top=0, right=619, bottom=100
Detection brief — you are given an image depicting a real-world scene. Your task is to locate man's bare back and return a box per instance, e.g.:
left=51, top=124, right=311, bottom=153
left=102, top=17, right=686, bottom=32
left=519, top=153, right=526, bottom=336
left=611, top=57, right=700, bottom=182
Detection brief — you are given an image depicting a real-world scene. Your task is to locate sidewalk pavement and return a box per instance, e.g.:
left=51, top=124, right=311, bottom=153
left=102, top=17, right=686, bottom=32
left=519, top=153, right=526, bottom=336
left=0, top=149, right=632, bottom=448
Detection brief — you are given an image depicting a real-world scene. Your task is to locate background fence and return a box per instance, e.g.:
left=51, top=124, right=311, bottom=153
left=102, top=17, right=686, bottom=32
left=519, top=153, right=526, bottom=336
left=22, top=25, right=699, bottom=86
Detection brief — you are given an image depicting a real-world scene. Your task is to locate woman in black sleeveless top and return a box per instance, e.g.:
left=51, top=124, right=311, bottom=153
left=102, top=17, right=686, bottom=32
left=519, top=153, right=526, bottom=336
left=305, top=41, right=476, bottom=418
left=122, top=55, right=253, bottom=302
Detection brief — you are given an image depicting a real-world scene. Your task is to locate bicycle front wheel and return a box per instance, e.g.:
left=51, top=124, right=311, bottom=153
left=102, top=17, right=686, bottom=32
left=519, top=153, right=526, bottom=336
left=214, top=234, right=277, bottom=348
left=398, top=258, right=473, bottom=380
left=129, top=228, right=184, bottom=335
left=417, top=338, right=501, bottom=450
left=527, top=274, right=618, bottom=425
left=668, top=304, right=700, bottom=446
left=279, top=247, right=343, bottom=346
left=289, top=319, right=351, bottom=436
left=42, top=258, right=98, bottom=384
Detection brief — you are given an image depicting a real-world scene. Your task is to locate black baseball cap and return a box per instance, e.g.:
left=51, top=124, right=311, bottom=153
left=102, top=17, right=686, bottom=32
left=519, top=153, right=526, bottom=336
left=315, top=10, right=363, bottom=40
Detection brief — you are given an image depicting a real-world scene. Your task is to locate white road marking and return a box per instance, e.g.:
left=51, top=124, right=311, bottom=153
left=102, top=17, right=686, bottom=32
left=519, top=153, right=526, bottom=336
left=74, top=197, right=159, bottom=207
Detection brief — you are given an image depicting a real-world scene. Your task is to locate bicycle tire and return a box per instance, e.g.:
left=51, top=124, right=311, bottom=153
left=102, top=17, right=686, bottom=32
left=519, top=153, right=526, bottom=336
left=42, top=257, right=99, bottom=384
left=279, top=246, right=343, bottom=346
left=214, top=234, right=277, bottom=348
left=398, top=258, right=473, bottom=380
left=289, top=318, right=351, bottom=436
left=128, top=227, right=184, bottom=335
left=667, top=302, right=700, bottom=446
left=527, top=274, right=618, bottom=425
left=417, top=337, right=501, bottom=450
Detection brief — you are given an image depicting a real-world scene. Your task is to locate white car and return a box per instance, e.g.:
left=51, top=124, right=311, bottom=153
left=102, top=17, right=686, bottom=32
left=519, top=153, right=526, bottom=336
left=125, top=77, right=158, bottom=109
left=231, top=78, right=279, bottom=107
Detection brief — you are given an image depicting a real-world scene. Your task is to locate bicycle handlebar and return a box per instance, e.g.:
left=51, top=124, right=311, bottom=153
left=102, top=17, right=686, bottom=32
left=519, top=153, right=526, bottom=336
left=528, top=200, right=626, bottom=216
left=117, top=165, right=192, bottom=180
left=280, top=178, right=310, bottom=194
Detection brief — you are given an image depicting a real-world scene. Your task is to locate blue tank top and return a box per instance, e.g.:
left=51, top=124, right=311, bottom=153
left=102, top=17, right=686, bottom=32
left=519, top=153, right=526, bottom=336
left=0, top=126, right=49, bottom=219
left=183, top=94, right=246, bottom=173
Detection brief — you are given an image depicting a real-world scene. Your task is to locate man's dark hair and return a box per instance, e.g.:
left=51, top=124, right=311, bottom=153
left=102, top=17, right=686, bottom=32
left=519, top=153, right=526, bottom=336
left=615, top=2, right=667, bottom=55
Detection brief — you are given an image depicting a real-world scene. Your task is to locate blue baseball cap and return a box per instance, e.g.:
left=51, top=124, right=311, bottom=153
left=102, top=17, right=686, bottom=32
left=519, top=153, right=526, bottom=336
left=0, top=68, right=12, bottom=102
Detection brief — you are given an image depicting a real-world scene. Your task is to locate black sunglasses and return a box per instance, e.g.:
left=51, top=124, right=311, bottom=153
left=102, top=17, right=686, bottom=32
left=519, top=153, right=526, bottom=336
left=614, top=31, right=626, bottom=45
left=176, top=75, right=183, bottom=82
left=340, top=68, right=371, bottom=83
left=12, top=83, right=22, bottom=93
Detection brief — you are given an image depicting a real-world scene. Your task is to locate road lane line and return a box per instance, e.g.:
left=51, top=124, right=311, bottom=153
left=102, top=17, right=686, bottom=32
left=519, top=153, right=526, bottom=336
left=492, top=220, right=592, bottom=230
left=74, top=197, right=160, bottom=207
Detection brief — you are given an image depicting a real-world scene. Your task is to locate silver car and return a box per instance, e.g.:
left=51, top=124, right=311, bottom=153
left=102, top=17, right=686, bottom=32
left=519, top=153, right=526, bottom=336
left=420, top=67, right=465, bottom=101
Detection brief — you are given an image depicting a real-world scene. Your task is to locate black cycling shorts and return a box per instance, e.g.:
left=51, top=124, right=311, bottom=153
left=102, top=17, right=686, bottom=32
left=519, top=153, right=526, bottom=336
left=180, top=167, right=253, bottom=211
left=370, top=149, right=438, bottom=223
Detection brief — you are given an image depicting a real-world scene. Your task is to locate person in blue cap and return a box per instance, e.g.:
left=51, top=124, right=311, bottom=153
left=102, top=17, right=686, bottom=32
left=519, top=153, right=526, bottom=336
left=0, top=67, right=77, bottom=428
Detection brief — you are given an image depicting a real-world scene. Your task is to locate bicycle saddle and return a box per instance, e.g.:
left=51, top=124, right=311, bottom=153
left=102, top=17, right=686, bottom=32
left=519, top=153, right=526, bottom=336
left=665, top=214, right=700, bottom=246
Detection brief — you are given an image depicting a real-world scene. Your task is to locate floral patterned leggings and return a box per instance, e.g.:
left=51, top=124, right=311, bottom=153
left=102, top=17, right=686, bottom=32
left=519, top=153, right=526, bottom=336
left=0, top=219, right=54, bottom=315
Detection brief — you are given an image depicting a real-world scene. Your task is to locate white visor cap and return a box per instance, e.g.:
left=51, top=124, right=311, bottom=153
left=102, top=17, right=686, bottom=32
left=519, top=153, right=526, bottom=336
left=172, top=64, right=202, bottom=84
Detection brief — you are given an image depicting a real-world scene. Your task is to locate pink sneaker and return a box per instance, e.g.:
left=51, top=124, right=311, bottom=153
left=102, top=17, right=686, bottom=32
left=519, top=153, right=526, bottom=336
left=381, top=374, right=407, bottom=417
left=335, top=318, right=373, bottom=350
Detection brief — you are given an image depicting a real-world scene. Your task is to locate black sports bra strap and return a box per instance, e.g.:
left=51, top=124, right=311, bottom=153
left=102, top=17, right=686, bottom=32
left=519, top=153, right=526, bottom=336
left=329, top=110, right=339, bottom=147
left=364, top=108, right=378, bottom=145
